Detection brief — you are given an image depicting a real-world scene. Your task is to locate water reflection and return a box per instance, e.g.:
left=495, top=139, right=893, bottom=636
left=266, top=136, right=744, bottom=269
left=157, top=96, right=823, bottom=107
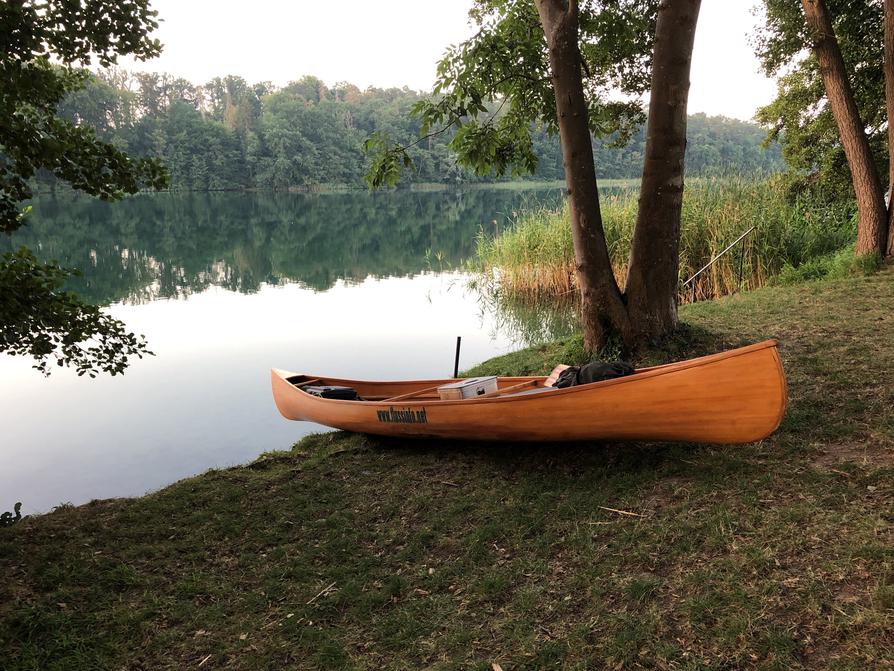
left=6, top=188, right=563, bottom=303
left=2, top=188, right=574, bottom=514
left=479, top=288, right=581, bottom=346
left=1, top=274, right=520, bottom=514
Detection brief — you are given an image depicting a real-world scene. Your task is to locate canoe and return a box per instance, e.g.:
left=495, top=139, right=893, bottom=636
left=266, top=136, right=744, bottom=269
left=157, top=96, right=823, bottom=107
left=271, top=339, right=787, bottom=444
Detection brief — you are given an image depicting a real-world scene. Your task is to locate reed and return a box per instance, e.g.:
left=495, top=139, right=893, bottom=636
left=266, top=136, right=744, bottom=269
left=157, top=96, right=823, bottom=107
left=474, top=176, right=857, bottom=304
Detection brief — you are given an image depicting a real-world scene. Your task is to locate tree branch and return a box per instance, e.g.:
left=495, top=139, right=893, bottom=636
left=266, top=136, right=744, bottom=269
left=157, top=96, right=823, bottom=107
left=406, top=119, right=460, bottom=151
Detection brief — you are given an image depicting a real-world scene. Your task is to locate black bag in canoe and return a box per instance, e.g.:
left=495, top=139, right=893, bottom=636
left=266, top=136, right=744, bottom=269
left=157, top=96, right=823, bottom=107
left=303, top=385, right=360, bottom=400
left=554, top=361, right=635, bottom=388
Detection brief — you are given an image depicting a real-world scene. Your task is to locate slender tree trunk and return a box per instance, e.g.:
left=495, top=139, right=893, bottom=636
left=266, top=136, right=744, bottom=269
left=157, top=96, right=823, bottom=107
left=536, top=0, right=631, bottom=351
left=625, top=0, right=701, bottom=344
left=885, top=0, right=894, bottom=257
left=802, top=0, right=887, bottom=256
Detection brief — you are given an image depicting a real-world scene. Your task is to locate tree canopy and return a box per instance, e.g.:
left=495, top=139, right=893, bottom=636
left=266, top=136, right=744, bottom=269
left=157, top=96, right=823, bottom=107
left=1, top=0, right=168, bottom=374
left=366, top=0, right=660, bottom=187
left=755, top=0, right=885, bottom=198
left=1, top=0, right=168, bottom=232
left=755, top=0, right=893, bottom=258
left=34, top=69, right=783, bottom=194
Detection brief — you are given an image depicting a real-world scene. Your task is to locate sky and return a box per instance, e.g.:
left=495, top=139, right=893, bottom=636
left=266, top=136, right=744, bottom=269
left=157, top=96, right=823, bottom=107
left=119, top=0, right=778, bottom=122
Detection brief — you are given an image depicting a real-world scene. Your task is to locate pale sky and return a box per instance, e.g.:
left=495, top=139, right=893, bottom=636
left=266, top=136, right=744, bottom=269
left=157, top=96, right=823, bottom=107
left=119, top=0, right=777, bottom=122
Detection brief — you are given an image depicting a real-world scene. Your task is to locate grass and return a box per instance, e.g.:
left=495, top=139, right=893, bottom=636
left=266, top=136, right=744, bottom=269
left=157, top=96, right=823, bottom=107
left=1, top=269, right=893, bottom=669
left=474, top=177, right=860, bottom=304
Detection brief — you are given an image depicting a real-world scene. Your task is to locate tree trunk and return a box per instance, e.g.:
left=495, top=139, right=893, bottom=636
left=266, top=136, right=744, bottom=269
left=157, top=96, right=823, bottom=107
left=802, top=0, right=887, bottom=256
left=536, top=0, right=631, bottom=351
left=885, top=0, right=894, bottom=257
left=625, top=0, right=701, bottom=344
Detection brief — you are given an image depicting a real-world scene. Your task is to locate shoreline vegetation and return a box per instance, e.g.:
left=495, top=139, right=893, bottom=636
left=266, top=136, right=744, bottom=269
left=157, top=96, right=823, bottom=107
left=473, top=177, right=874, bottom=306
left=44, top=69, right=783, bottom=193
left=2, top=268, right=892, bottom=669
left=28, top=178, right=578, bottom=198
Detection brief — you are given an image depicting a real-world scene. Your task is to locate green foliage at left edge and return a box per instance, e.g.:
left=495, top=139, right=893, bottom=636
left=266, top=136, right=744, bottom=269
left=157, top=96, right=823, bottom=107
left=0, top=248, right=152, bottom=376
left=1, top=0, right=171, bottom=234
left=0, top=0, right=168, bottom=375
left=0, top=58, right=170, bottom=233
left=365, top=0, right=658, bottom=188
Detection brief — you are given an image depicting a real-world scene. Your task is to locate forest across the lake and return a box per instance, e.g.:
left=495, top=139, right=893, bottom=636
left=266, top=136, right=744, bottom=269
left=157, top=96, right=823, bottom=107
left=48, top=71, right=784, bottom=192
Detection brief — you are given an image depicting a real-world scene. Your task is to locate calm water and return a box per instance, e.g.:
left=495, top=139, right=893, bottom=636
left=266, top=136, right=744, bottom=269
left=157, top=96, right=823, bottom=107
left=1, top=188, right=567, bottom=514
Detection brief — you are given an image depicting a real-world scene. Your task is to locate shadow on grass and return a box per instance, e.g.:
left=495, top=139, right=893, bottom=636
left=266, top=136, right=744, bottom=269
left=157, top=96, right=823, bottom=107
left=367, top=434, right=704, bottom=469
left=324, top=432, right=760, bottom=493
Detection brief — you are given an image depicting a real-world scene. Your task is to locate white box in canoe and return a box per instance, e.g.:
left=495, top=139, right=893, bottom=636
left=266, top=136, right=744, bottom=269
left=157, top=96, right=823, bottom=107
left=436, top=376, right=498, bottom=400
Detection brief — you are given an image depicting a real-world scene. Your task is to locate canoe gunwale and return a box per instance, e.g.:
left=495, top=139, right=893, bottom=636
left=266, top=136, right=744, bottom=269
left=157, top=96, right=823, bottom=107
left=273, top=339, right=781, bottom=409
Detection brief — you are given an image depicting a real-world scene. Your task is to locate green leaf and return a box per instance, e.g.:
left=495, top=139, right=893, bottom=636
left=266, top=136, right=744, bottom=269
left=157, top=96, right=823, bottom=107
left=0, top=0, right=167, bottom=373
left=0, top=248, right=153, bottom=376
left=363, top=0, right=657, bottom=186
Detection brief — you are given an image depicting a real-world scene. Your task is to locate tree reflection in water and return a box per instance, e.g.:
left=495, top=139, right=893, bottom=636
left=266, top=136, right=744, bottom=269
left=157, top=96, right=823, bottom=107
left=7, top=188, right=565, bottom=302
left=6, top=187, right=602, bottom=347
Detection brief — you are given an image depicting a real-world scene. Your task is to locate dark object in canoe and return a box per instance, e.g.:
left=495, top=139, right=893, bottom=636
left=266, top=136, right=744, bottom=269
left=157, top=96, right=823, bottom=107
left=554, top=361, right=635, bottom=388
left=302, top=385, right=359, bottom=401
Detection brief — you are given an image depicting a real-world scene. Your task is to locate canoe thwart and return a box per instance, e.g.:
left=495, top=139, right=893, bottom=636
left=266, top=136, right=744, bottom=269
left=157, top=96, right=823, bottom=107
left=478, top=379, right=540, bottom=399
left=382, top=384, right=443, bottom=403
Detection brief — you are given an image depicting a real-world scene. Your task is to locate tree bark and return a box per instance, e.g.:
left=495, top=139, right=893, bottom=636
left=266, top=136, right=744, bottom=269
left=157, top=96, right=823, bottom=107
left=802, top=0, right=887, bottom=256
left=625, top=0, right=701, bottom=344
left=536, top=0, right=631, bottom=351
left=885, top=0, right=894, bottom=257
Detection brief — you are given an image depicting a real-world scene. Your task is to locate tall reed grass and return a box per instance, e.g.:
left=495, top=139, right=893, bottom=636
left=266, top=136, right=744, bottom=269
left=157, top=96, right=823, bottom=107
left=474, top=177, right=857, bottom=304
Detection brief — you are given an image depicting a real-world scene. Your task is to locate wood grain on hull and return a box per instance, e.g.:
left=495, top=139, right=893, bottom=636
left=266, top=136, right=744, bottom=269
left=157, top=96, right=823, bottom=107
left=271, top=340, right=787, bottom=444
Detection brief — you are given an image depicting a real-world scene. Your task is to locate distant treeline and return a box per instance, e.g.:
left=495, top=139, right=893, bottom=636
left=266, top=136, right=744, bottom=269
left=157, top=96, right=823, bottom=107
left=52, top=71, right=784, bottom=191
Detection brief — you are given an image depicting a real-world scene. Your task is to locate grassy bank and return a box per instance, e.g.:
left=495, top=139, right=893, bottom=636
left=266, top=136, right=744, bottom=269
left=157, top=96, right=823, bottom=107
left=2, top=270, right=893, bottom=670
left=474, top=178, right=859, bottom=303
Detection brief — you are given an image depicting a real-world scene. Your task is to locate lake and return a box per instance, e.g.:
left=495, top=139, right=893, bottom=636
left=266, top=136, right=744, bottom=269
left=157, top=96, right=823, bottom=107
left=1, top=187, right=573, bottom=514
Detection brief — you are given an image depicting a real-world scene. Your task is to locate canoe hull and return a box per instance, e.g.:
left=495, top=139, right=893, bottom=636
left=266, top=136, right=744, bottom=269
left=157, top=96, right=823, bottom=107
left=271, top=340, right=787, bottom=444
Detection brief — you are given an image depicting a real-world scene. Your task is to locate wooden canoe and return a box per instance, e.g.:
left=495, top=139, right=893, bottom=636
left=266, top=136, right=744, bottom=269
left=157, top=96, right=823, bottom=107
left=271, top=339, right=787, bottom=444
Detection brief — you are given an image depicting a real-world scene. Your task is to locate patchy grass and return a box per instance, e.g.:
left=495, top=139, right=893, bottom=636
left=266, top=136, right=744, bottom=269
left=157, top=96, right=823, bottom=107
left=1, top=270, right=892, bottom=670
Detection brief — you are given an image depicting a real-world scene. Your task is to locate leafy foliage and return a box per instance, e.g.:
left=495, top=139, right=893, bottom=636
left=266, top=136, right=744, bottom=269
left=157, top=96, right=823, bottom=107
left=754, top=0, right=887, bottom=197
left=46, top=70, right=783, bottom=192
left=0, top=0, right=169, bottom=233
left=366, top=0, right=660, bottom=187
left=0, top=248, right=151, bottom=376
left=0, top=0, right=168, bottom=373
left=774, top=242, right=882, bottom=285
